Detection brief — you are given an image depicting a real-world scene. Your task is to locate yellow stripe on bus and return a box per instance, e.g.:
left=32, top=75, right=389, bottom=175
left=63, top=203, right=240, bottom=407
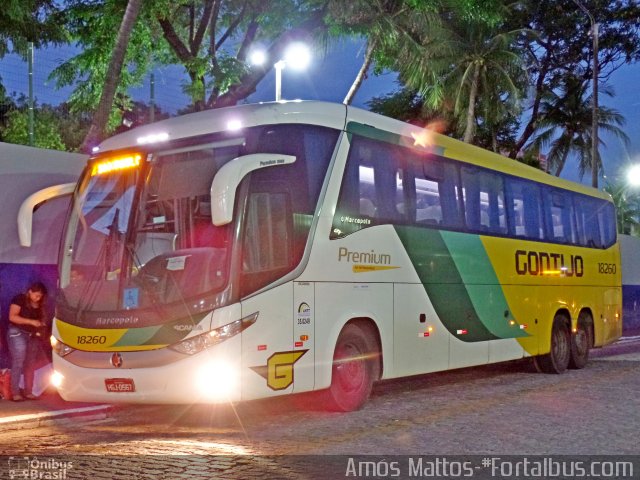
left=55, top=319, right=165, bottom=352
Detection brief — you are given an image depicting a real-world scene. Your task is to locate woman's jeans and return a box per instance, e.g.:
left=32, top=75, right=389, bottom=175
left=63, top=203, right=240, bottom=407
left=7, top=326, right=40, bottom=396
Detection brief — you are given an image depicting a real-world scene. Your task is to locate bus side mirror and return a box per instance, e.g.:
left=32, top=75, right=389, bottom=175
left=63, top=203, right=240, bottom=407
left=210, top=153, right=296, bottom=226
left=18, top=183, right=77, bottom=247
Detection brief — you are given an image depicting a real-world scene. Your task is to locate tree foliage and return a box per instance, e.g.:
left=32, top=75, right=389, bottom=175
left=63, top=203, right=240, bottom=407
left=604, top=180, right=640, bottom=235
left=348, top=1, right=524, bottom=144
left=0, top=1, right=66, bottom=58
left=52, top=0, right=329, bottom=122
left=509, top=0, right=640, bottom=157
left=2, top=0, right=638, bottom=182
left=0, top=106, right=65, bottom=150
left=529, top=76, right=629, bottom=178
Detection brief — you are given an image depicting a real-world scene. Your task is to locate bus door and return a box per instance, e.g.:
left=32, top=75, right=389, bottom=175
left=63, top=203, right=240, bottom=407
left=239, top=182, right=297, bottom=400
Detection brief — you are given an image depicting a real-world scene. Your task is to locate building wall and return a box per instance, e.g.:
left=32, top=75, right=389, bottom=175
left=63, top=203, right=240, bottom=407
left=620, top=234, right=640, bottom=334
left=0, top=143, right=85, bottom=368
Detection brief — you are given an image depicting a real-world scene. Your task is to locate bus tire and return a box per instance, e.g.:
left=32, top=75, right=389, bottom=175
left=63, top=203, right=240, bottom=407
left=534, top=314, right=571, bottom=374
left=323, top=323, right=378, bottom=412
left=569, top=312, right=593, bottom=369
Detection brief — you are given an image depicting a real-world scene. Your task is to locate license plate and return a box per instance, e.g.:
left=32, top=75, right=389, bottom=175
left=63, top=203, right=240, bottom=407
left=105, top=378, right=135, bottom=393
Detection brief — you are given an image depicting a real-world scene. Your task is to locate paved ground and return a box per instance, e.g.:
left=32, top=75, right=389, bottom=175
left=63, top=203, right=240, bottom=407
left=1, top=337, right=638, bottom=479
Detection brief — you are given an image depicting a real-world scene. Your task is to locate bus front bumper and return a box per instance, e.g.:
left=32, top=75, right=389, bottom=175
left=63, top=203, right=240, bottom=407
left=50, top=339, right=242, bottom=404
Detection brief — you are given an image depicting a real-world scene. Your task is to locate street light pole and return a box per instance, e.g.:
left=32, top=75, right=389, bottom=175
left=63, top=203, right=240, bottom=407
left=591, top=21, right=599, bottom=189
left=571, top=0, right=599, bottom=188
left=250, top=43, right=310, bottom=102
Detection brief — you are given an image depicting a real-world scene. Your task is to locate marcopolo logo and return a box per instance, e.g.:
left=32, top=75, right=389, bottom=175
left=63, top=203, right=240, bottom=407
left=515, top=249, right=584, bottom=277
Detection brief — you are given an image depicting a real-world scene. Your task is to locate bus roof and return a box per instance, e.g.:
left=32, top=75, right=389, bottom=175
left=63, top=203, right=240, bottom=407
left=96, top=101, right=610, bottom=202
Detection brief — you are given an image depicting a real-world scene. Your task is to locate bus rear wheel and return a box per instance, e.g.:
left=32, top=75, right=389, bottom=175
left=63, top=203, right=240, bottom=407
left=534, top=314, right=571, bottom=374
left=569, top=313, right=593, bottom=369
left=323, top=323, right=379, bottom=412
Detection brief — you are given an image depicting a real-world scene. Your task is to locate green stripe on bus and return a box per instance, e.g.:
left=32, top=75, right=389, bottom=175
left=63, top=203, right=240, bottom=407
left=346, top=122, right=445, bottom=156
left=440, top=231, right=528, bottom=339
left=394, top=226, right=497, bottom=342
left=113, top=325, right=163, bottom=347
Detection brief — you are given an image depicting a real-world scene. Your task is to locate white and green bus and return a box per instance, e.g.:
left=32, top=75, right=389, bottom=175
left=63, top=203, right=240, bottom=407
left=24, top=101, right=621, bottom=410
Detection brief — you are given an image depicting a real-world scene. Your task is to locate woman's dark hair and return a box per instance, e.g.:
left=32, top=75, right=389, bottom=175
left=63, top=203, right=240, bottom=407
left=28, top=282, right=48, bottom=297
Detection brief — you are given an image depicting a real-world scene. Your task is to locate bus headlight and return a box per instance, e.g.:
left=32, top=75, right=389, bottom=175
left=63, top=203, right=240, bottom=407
left=51, top=371, right=64, bottom=388
left=169, top=313, right=258, bottom=355
left=51, top=335, right=75, bottom=357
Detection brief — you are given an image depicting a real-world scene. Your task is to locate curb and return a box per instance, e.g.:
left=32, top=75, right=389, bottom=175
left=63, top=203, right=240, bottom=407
left=0, top=404, right=113, bottom=431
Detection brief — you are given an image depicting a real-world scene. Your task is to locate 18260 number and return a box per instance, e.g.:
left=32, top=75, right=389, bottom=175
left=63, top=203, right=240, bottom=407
left=77, top=335, right=107, bottom=345
left=598, top=263, right=617, bottom=274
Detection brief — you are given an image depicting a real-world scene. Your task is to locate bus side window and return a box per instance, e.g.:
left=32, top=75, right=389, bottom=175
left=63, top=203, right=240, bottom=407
left=333, top=135, right=404, bottom=236
left=599, top=202, right=616, bottom=247
left=399, top=154, right=462, bottom=229
left=576, top=193, right=616, bottom=248
left=461, top=166, right=506, bottom=234
left=505, top=178, right=544, bottom=240
left=241, top=190, right=293, bottom=296
left=544, top=189, right=577, bottom=244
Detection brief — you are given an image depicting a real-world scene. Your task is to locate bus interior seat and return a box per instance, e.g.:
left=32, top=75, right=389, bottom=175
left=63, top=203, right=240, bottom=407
left=135, top=232, right=177, bottom=266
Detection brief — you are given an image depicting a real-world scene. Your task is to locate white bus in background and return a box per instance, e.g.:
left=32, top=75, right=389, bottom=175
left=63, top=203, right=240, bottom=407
left=0, top=142, right=85, bottom=390
left=21, top=102, right=621, bottom=410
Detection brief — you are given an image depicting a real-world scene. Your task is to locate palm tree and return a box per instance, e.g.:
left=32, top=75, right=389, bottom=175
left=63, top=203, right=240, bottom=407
left=529, top=76, right=629, bottom=178
left=604, top=180, right=640, bottom=235
left=80, top=0, right=143, bottom=152
left=395, top=11, right=526, bottom=144
left=329, top=0, right=445, bottom=106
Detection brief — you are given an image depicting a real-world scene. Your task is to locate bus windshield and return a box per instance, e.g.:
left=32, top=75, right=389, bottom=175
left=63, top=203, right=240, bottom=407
left=60, top=141, right=241, bottom=317
left=58, top=124, right=340, bottom=324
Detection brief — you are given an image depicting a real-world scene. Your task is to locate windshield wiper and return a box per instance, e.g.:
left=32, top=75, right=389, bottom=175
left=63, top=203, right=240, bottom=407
left=75, top=209, right=122, bottom=323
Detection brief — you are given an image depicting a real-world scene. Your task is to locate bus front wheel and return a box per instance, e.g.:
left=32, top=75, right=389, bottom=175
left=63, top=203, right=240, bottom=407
left=534, top=315, right=571, bottom=374
left=569, top=312, right=593, bottom=369
left=324, top=323, right=379, bottom=412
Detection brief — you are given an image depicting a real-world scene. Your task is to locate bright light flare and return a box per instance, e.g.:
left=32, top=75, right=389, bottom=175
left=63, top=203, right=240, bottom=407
left=411, top=121, right=447, bottom=149
left=249, top=50, right=267, bottom=66
left=628, top=165, right=640, bottom=187
left=196, top=360, right=238, bottom=401
left=51, top=371, right=64, bottom=388
left=226, top=119, right=243, bottom=131
left=411, top=130, right=432, bottom=148
left=284, top=43, right=311, bottom=71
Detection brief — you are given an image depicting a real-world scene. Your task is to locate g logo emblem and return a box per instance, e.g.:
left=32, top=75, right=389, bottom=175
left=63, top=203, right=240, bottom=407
left=251, top=350, right=307, bottom=390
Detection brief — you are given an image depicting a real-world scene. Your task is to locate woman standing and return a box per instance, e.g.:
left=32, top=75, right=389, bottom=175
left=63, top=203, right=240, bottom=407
left=7, top=282, right=47, bottom=401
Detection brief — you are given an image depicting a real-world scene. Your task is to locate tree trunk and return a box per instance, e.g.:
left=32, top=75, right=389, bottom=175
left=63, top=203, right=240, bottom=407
left=554, top=140, right=572, bottom=177
left=463, top=63, right=480, bottom=143
left=343, top=39, right=376, bottom=105
left=80, top=0, right=143, bottom=153
left=511, top=58, right=550, bottom=158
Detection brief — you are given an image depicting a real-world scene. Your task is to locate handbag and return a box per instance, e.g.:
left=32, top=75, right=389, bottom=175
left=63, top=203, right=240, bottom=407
left=0, top=368, right=11, bottom=400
